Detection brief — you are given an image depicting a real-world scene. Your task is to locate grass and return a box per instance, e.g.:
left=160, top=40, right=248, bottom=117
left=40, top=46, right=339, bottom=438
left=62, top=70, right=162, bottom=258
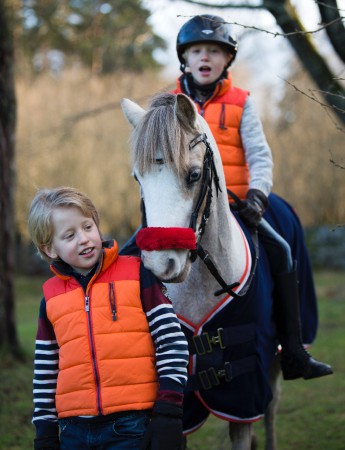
left=0, top=270, right=344, bottom=449
left=0, top=276, right=45, bottom=450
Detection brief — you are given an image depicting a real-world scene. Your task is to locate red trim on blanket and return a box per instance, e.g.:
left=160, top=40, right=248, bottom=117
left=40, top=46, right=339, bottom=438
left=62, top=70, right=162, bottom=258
left=194, top=390, right=264, bottom=423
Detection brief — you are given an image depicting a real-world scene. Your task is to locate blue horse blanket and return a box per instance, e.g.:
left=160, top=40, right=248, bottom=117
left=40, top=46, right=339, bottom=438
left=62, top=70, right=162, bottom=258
left=180, top=193, right=318, bottom=433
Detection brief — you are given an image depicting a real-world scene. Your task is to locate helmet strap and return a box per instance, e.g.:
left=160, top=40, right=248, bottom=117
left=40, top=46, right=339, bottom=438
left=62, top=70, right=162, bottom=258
left=180, top=71, right=228, bottom=105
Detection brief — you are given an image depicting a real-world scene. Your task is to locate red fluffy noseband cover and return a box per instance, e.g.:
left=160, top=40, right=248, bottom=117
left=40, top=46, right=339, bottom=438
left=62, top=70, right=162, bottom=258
left=136, top=227, right=196, bottom=251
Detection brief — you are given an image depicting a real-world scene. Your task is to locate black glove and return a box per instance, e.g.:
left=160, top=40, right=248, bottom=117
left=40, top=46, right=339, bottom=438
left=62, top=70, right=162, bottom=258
left=141, top=401, right=183, bottom=450
left=34, top=436, right=60, bottom=450
left=238, top=189, right=268, bottom=228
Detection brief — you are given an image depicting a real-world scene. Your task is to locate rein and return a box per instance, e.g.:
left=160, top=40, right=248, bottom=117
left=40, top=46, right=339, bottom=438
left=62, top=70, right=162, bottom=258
left=135, top=132, right=257, bottom=298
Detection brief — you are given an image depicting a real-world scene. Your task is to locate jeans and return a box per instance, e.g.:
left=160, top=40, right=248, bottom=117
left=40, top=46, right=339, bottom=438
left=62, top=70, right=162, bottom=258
left=59, top=411, right=150, bottom=450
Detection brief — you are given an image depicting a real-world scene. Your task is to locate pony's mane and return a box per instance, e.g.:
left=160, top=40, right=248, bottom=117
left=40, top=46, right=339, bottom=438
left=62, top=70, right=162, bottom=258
left=131, top=93, right=198, bottom=175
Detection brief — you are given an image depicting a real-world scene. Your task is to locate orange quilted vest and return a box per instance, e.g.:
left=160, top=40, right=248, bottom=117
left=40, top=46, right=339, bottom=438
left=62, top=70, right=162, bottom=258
left=173, top=74, right=250, bottom=200
left=43, top=242, right=157, bottom=418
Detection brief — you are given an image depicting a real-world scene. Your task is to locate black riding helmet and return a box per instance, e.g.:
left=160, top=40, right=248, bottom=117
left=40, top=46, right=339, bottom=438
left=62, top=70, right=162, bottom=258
left=176, top=15, right=238, bottom=72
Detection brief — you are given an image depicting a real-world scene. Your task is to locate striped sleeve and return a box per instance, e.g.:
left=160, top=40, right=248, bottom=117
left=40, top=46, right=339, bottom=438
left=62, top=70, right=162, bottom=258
left=32, top=299, right=60, bottom=439
left=140, top=264, right=189, bottom=396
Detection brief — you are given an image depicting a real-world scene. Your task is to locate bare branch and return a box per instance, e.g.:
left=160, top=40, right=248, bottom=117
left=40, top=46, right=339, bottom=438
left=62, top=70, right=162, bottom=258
left=176, top=14, right=343, bottom=38
left=284, top=78, right=345, bottom=132
left=330, top=158, right=345, bottom=169
left=171, top=0, right=265, bottom=9
left=174, top=0, right=345, bottom=13
left=64, top=83, right=175, bottom=124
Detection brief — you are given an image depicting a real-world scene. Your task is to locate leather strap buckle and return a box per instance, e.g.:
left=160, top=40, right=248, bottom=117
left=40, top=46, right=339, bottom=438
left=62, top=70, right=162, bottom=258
left=207, top=328, right=226, bottom=350
left=192, top=328, right=225, bottom=356
left=198, top=362, right=232, bottom=390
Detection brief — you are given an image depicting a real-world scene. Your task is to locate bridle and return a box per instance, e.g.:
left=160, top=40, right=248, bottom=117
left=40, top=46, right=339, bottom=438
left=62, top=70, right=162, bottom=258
left=188, top=133, right=221, bottom=250
left=187, top=133, right=244, bottom=297
left=136, top=132, right=256, bottom=298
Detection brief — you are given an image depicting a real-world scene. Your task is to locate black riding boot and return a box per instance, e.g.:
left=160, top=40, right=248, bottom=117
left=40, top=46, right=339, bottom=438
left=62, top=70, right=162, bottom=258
left=273, top=267, right=333, bottom=380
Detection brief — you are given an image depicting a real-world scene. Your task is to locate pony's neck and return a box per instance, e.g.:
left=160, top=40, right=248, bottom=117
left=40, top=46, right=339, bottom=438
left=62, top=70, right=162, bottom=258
left=201, top=198, right=248, bottom=286
left=167, top=195, right=249, bottom=324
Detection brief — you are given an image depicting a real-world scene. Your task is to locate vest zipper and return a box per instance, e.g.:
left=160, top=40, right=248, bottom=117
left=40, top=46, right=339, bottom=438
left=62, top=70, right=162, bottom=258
left=108, top=282, right=117, bottom=321
left=85, top=295, right=90, bottom=312
left=219, top=103, right=227, bottom=130
left=85, top=290, right=102, bottom=415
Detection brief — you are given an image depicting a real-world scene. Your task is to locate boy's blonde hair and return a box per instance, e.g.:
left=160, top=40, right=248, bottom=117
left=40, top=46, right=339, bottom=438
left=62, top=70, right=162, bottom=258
left=28, top=187, right=100, bottom=263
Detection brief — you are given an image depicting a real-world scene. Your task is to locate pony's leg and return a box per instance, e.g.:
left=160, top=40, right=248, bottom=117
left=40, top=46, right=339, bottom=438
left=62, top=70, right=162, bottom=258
left=264, top=354, right=282, bottom=450
left=229, top=422, right=252, bottom=450
left=181, top=435, right=187, bottom=450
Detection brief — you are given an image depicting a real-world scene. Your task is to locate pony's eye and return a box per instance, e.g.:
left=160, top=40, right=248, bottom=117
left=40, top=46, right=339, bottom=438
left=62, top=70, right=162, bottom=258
left=187, top=168, right=201, bottom=185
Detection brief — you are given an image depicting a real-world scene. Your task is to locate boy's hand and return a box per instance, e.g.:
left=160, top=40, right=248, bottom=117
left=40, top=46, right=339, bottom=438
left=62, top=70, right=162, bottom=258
left=238, top=189, right=268, bottom=228
left=34, top=436, right=60, bottom=449
left=141, top=401, right=183, bottom=450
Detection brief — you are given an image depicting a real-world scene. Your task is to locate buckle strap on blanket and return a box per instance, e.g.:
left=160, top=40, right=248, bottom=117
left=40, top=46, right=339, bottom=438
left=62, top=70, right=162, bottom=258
left=186, top=355, right=256, bottom=391
left=188, top=324, right=255, bottom=356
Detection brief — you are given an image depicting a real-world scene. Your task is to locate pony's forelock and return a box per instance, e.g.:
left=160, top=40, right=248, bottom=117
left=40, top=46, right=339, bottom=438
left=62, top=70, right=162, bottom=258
left=131, top=93, right=197, bottom=175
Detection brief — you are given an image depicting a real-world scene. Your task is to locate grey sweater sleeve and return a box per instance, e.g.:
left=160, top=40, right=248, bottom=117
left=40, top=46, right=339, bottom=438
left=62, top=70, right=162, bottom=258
left=240, top=96, right=273, bottom=197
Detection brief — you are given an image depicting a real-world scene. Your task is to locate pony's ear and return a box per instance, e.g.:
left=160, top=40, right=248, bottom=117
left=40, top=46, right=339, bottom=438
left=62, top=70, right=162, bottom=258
left=175, top=93, right=198, bottom=129
left=121, top=98, right=146, bottom=127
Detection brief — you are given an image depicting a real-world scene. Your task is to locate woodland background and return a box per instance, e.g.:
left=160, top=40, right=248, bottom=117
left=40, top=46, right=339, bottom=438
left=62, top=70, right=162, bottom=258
left=10, top=1, right=344, bottom=252
left=15, top=65, right=344, bottom=247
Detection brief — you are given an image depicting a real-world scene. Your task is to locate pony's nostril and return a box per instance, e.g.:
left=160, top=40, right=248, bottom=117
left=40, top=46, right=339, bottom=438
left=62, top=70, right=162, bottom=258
left=165, top=258, right=176, bottom=277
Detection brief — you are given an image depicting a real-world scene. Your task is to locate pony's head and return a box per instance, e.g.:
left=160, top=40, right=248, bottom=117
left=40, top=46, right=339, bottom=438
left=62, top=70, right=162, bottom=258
left=121, top=93, right=223, bottom=282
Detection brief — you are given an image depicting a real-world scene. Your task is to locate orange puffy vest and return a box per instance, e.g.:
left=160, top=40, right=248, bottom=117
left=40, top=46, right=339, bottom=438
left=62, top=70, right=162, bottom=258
left=173, top=74, right=250, bottom=200
left=43, top=242, right=157, bottom=418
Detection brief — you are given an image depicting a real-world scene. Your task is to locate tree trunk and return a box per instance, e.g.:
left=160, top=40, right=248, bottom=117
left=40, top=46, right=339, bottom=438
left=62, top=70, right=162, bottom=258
left=318, top=0, right=345, bottom=64
left=263, top=0, right=344, bottom=124
left=0, top=0, right=20, bottom=357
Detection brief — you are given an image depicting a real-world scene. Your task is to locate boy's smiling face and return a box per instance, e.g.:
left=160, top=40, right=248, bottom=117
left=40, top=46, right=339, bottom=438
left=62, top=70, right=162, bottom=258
left=184, top=43, right=232, bottom=85
left=42, top=206, right=102, bottom=274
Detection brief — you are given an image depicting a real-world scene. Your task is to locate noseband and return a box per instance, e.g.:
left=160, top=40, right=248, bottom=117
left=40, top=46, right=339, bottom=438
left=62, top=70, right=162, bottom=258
left=135, top=133, right=245, bottom=298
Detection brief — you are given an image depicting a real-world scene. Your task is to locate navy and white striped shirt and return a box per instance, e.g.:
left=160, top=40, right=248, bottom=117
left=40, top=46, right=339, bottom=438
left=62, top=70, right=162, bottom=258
left=32, top=260, right=189, bottom=438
